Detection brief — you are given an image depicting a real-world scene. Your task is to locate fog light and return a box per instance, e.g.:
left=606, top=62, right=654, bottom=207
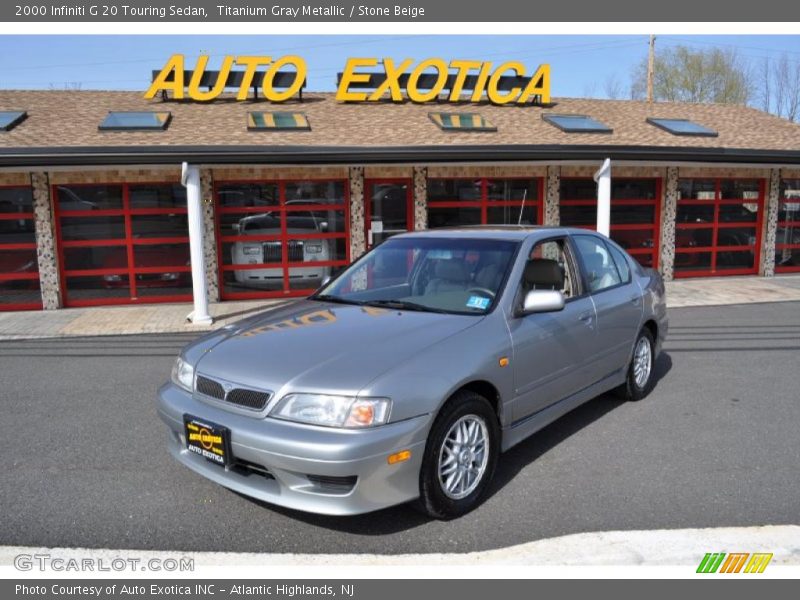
left=388, top=450, right=411, bottom=465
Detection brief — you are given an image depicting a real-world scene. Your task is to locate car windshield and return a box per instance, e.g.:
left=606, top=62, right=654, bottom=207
left=313, top=237, right=519, bottom=315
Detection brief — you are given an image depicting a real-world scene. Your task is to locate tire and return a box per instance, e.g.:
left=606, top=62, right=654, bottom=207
left=616, top=327, right=656, bottom=402
left=415, top=390, right=500, bottom=520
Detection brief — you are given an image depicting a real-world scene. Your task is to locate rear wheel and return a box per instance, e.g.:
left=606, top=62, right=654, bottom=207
left=415, top=391, right=499, bottom=519
left=616, top=328, right=655, bottom=401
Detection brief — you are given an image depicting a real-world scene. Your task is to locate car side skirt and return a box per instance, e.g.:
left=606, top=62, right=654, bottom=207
left=501, top=368, right=626, bottom=452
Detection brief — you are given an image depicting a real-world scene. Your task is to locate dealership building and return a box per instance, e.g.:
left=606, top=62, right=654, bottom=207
left=1, top=83, right=799, bottom=312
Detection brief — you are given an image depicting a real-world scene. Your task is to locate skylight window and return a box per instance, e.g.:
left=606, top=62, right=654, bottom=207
left=646, top=117, right=718, bottom=137
left=99, top=111, right=171, bottom=131
left=0, top=111, right=27, bottom=132
left=247, top=112, right=310, bottom=131
left=429, top=113, right=497, bottom=132
left=542, top=113, right=612, bottom=133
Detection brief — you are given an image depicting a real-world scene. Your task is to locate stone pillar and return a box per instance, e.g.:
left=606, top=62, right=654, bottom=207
left=544, top=165, right=560, bottom=226
left=659, top=167, right=679, bottom=281
left=30, top=172, right=62, bottom=310
left=413, top=166, right=427, bottom=231
left=199, top=168, right=219, bottom=302
left=759, top=169, right=780, bottom=277
left=348, top=166, right=365, bottom=260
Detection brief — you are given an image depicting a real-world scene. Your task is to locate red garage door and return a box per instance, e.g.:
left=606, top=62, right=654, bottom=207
left=0, top=185, right=41, bottom=311
left=559, top=177, right=661, bottom=269
left=215, top=179, right=350, bottom=300
left=776, top=178, right=800, bottom=273
left=54, top=183, right=192, bottom=306
left=427, top=177, right=544, bottom=228
left=675, top=178, right=764, bottom=277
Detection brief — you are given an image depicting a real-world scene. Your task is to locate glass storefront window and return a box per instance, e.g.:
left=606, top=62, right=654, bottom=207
left=217, top=183, right=279, bottom=208
left=559, top=178, right=660, bottom=268
left=129, top=184, right=186, bottom=209
left=56, top=185, right=123, bottom=211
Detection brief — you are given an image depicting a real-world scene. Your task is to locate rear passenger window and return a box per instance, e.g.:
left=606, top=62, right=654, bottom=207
left=607, top=243, right=631, bottom=283
left=573, top=235, right=622, bottom=293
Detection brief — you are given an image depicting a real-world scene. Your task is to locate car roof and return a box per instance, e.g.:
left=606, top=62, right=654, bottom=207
left=394, top=225, right=601, bottom=242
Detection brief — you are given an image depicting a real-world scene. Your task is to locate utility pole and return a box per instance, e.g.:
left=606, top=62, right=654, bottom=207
left=647, top=34, right=656, bottom=104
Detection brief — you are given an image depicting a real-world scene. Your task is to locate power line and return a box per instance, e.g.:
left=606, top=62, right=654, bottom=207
left=662, top=35, right=800, bottom=57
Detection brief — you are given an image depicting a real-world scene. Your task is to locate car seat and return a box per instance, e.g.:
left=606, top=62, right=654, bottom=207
left=523, top=258, right=564, bottom=291
left=425, top=260, right=469, bottom=294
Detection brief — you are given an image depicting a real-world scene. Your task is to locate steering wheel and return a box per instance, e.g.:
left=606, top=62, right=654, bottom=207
left=466, top=287, right=496, bottom=299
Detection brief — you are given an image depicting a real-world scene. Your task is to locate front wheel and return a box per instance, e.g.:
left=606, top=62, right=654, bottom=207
left=616, top=328, right=655, bottom=401
left=415, top=391, right=500, bottom=520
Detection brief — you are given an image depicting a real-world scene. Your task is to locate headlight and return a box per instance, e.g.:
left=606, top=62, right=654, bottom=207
left=270, top=394, right=391, bottom=428
left=242, top=245, right=262, bottom=256
left=171, top=356, right=195, bottom=392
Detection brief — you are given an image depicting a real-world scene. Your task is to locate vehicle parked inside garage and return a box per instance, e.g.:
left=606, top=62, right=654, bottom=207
left=230, top=200, right=338, bottom=290
left=158, top=226, right=668, bottom=519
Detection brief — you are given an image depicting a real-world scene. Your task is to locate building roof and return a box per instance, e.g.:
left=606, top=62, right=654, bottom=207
left=0, top=90, right=799, bottom=166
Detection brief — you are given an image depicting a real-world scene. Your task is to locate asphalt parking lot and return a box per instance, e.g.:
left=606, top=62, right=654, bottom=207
left=0, top=301, right=798, bottom=554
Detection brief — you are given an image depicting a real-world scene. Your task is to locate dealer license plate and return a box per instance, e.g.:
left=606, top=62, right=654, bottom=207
left=183, top=415, right=230, bottom=466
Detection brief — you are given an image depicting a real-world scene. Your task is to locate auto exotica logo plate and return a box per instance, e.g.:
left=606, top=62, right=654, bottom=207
left=184, top=416, right=230, bottom=466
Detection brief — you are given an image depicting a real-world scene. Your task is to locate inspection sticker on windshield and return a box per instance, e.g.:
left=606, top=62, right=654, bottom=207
left=466, top=295, right=490, bottom=310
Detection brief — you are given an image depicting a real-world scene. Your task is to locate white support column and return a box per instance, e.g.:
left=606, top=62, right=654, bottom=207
left=182, top=162, right=212, bottom=325
left=594, top=158, right=612, bottom=237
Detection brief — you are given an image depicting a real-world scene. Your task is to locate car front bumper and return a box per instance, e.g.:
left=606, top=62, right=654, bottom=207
left=157, top=383, right=431, bottom=516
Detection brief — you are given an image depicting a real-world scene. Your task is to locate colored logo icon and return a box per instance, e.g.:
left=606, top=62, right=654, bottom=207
left=696, top=552, right=773, bottom=573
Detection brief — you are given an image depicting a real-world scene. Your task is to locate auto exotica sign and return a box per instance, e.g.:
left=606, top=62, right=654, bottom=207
left=144, top=55, right=551, bottom=105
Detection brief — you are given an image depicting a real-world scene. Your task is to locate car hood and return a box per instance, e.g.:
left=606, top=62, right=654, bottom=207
left=194, top=300, right=482, bottom=396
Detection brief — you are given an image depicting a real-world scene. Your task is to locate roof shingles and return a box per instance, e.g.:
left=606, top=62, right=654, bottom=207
left=0, top=90, right=798, bottom=152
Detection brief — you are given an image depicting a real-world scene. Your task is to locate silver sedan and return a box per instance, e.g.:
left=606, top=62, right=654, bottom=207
left=157, top=227, right=668, bottom=519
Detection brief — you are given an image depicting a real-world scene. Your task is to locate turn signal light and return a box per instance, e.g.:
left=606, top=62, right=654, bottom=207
left=387, top=450, right=412, bottom=465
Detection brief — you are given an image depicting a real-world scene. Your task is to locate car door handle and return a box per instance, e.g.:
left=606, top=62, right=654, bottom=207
left=630, top=295, right=641, bottom=306
left=578, top=311, right=593, bottom=323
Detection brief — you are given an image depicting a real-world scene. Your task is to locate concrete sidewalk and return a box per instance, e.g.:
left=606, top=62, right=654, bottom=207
left=1, top=275, right=799, bottom=340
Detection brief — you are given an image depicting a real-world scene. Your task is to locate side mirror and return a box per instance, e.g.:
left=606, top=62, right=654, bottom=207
left=319, top=221, right=329, bottom=233
left=231, top=223, right=241, bottom=233
left=520, top=290, right=565, bottom=315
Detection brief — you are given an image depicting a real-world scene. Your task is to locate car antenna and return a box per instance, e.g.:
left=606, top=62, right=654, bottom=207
left=517, top=189, right=528, bottom=225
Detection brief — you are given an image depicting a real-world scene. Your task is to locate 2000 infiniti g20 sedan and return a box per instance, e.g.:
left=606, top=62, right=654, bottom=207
left=157, top=227, right=667, bottom=519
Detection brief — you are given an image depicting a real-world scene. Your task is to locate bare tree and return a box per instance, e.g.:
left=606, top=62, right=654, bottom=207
left=603, top=74, right=625, bottom=100
left=761, top=53, right=800, bottom=122
left=631, top=45, right=752, bottom=104
left=582, top=80, right=599, bottom=98
left=760, top=57, right=772, bottom=113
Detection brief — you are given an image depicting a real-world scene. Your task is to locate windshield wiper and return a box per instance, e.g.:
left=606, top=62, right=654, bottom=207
left=312, top=294, right=365, bottom=306
left=364, top=299, right=450, bottom=314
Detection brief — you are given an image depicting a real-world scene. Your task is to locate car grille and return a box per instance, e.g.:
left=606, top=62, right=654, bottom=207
left=196, top=375, right=225, bottom=399
left=226, top=388, right=271, bottom=410
left=195, top=374, right=272, bottom=411
left=262, top=240, right=304, bottom=263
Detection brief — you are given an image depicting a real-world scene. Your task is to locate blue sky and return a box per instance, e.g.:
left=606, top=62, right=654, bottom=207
left=0, top=35, right=798, bottom=97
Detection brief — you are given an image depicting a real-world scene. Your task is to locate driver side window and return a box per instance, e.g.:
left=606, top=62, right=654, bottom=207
left=521, top=239, right=576, bottom=298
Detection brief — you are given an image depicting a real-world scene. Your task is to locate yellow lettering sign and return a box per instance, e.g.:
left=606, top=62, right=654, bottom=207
left=145, top=54, right=307, bottom=102
left=337, top=57, right=379, bottom=102
left=146, top=55, right=550, bottom=105
left=144, top=54, right=186, bottom=100
left=335, top=58, right=550, bottom=105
